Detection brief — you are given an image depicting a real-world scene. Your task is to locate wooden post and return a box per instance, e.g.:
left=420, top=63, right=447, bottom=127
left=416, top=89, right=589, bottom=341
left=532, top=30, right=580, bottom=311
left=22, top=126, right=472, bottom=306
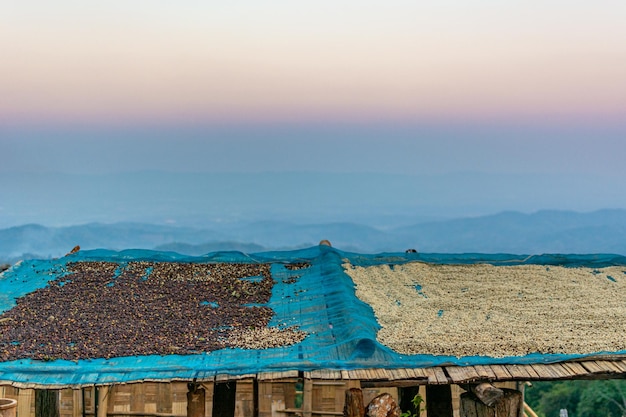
left=96, top=386, right=109, bottom=417
left=187, top=383, right=206, bottom=417
left=469, top=384, right=504, bottom=407
left=460, top=389, right=522, bottom=417
left=344, top=388, right=365, bottom=417
left=35, top=390, right=60, bottom=417
left=302, top=379, right=313, bottom=417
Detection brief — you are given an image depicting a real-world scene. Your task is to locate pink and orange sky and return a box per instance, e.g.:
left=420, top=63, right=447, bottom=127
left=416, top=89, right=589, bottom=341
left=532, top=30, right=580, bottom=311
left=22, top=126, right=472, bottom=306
left=2, top=1, right=625, bottom=127
left=2, top=2, right=626, bottom=228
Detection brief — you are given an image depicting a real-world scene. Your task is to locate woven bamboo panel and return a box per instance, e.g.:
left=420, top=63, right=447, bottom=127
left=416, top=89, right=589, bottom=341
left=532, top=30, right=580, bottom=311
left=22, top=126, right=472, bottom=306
left=202, top=381, right=214, bottom=417
left=112, top=384, right=132, bottom=413
left=258, top=380, right=298, bottom=417
left=234, top=379, right=254, bottom=417
left=59, top=389, right=81, bottom=417
left=15, top=388, right=35, bottom=417
left=83, top=387, right=95, bottom=415
left=171, top=383, right=188, bottom=417
left=311, top=380, right=346, bottom=416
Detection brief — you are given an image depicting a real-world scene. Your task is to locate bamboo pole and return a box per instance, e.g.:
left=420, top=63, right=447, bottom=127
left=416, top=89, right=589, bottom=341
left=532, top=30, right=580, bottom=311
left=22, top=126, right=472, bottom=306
left=523, top=403, right=539, bottom=417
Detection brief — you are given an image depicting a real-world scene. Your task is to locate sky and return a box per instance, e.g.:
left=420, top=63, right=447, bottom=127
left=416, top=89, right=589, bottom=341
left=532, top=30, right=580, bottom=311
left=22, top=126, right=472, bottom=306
left=2, top=1, right=625, bottom=128
left=1, top=1, right=626, bottom=227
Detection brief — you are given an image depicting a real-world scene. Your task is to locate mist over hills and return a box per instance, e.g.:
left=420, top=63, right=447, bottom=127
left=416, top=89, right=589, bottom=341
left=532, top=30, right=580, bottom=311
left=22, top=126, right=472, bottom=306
left=2, top=171, right=624, bottom=229
left=2, top=209, right=626, bottom=264
left=2, top=171, right=626, bottom=263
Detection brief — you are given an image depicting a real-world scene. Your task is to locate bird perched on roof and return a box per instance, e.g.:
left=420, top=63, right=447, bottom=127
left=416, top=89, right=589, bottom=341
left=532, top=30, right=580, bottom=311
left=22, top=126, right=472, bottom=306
left=65, top=245, right=81, bottom=256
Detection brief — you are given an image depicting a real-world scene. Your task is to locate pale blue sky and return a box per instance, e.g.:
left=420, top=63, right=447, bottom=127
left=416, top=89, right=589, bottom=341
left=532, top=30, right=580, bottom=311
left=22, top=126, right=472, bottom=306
left=1, top=1, right=626, bottom=227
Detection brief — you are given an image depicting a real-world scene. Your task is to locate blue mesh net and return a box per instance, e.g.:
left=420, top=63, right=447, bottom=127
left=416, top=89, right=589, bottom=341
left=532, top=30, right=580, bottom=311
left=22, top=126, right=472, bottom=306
left=1, top=247, right=625, bottom=387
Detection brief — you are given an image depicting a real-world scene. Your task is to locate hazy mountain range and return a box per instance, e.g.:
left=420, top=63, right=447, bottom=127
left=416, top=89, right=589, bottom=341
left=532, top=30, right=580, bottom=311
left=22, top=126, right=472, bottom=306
left=2, top=171, right=625, bottom=229
left=2, top=209, right=626, bottom=264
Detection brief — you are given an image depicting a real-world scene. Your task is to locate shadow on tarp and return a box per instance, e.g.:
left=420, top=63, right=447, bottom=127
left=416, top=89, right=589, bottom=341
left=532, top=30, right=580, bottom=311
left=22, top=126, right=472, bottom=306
left=0, top=246, right=625, bottom=387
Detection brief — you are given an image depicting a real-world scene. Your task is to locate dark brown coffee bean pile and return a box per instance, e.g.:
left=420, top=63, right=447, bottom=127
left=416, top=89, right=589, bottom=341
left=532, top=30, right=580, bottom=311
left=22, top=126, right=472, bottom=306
left=284, top=262, right=311, bottom=270
left=0, top=261, right=306, bottom=361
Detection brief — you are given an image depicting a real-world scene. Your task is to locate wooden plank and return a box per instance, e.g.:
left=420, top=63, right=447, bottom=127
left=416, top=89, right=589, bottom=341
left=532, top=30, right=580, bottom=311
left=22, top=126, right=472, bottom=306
left=610, top=360, right=626, bottom=372
left=311, top=381, right=346, bottom=386
left=328, top=371, right=343, bottom=380
left=528, top=364, right=555, bottom=380
left=97, top=386, right=109, bottom=417
left=425, top=366, right=449, bottom=384
left=18, top=389, right=34, bottom=417
left=302, top=379, right=313, bottom=417
left=59, top=389, right=74, bottom=417
left=579, top=361, right=604, bottom=374
left=157, top=383, right=172, bottom=414
left=235, top=379, right=255, bottom=417
left=595, top=360, right=623, bottom=374
left=401, top=368, right=416, bottom=379
left=395, top=369, right=409, bottom=379
left=472, top=365, right=497, bottom=381
left=560, top=361, right=592, bottom=377
left=308, top=371, right=323, bottom=379
left=489, top=365, right=513, bottom=380
left=171, top=382, right=188, bottom=417
left=355, top=370, right=370, bottom=380
left=445, top=367, right=475, bottom=384
left=372, top=369, right=390, bottom=381
left=345, top=370, right=361, bottom=380
left=410, top=368, right=429, bottom=380
left=73, top=389, right=82, bottom=417
left=521, top=365, right=541, bottom=379
left=424, top=368, right=439, bottom=385
left=504, top=365, right=532, bottom=380
left=433, top=367, right=449, bottom=384
left=202, top=382, right=214, bottom=417
left=544, top=363, right=572, bottom=379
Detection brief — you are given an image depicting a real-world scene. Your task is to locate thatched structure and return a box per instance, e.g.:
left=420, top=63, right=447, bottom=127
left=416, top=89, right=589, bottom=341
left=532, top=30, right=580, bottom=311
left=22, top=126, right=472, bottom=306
left=1, top=247, right=625, bottom=417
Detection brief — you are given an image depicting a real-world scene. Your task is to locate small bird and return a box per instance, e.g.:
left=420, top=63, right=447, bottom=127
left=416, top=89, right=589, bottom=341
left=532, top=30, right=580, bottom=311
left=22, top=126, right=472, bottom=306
left=66, top=245, right=81, bottom=256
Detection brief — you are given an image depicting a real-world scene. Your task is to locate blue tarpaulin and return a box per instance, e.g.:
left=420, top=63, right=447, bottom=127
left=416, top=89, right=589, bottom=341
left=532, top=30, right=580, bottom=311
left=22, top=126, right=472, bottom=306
left=1, top=247, right=625, bottom=387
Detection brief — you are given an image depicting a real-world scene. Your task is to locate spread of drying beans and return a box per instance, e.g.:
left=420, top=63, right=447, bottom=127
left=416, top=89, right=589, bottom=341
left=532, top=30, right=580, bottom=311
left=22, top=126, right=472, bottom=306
left=0, top=261, right=307, bottom=361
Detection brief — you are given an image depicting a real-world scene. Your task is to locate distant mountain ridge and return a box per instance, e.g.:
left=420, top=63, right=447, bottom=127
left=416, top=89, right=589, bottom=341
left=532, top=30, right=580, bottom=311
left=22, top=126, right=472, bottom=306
left=1, top=209, right=626, bottom=264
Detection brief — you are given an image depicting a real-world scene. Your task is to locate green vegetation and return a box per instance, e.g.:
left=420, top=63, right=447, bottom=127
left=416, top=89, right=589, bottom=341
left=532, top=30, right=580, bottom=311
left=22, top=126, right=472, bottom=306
left=525, top=380, right=626, bottom=417
left=400, top=393, right=425, bottom=417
